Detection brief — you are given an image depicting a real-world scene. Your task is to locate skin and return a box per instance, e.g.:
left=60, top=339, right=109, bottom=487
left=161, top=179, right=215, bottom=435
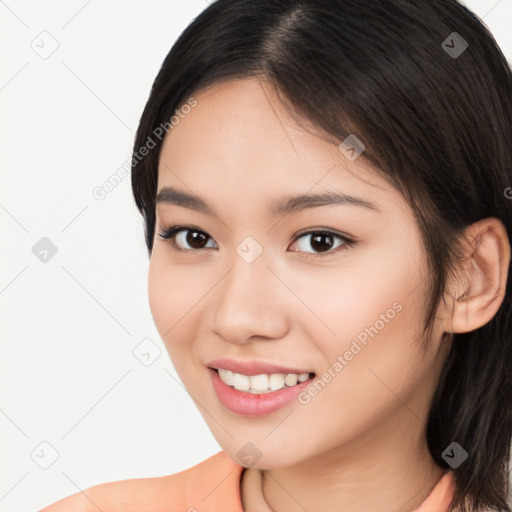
left=149, top=77, right=449, bottom=511
left=39, top=77, right=511, bottom=512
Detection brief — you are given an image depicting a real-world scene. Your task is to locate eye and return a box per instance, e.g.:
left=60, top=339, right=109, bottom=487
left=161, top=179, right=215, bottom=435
left=157, top=225, right=217, bottom=252
left=289, top=230, right=353, bottom=257
left=157, top=225, right=354, bottom=257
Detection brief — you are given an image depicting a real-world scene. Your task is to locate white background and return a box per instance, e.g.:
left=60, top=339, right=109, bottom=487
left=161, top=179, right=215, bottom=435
left=1, top=1, right=511, bottom=510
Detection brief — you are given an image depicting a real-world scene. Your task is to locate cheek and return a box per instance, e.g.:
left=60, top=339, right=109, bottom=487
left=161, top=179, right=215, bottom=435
left=291, top=308, right=428, bottom=458
left=148, top=254, right=208, bottom=389
left=147, top=250, right=225, bottom=383
left=303, top=284, right=430, bottom=428
left=147, top=255, right=172, bottom=336
left=330, top=240, right=422, bottom=346
left=147, top=252, right=198, bottom=349
left=296, top=247, right=428, bottom=405
left=289, top=249, right=415, bottom=351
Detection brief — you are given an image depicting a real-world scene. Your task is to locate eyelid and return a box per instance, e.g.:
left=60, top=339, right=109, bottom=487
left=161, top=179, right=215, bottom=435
left=157, top=224, right=355, bottom=257
left=289, top=229, right=354, bottom=256
left=157, top=224, right=217, bottom=252
left=292, top=227, right=355, bottom=243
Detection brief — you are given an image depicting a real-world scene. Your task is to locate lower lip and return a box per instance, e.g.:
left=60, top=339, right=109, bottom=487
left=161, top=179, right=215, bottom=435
left=209, top=368, right=315, bottom=416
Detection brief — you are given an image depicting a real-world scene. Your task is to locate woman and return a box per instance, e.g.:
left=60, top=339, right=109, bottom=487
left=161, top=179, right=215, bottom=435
left=41, top=0, right=512, bottom=510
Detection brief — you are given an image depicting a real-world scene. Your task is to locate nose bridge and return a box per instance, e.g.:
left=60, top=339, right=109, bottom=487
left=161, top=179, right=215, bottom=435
left=224, top=234, right=271, bottom=300
left=211, top=240, right=289, bottom=342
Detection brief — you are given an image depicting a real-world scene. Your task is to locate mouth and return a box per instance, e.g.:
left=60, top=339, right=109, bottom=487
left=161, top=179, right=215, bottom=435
left=206, top=360, right=317, bottom=416
left=209, top=367, right=316, bottom=394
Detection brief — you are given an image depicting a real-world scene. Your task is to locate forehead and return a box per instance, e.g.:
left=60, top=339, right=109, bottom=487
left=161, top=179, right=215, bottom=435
left=156, top=78, right=405, bottom=220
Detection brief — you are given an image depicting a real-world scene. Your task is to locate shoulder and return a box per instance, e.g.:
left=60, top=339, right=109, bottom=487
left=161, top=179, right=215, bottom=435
left=38, top=451, right=244, bottom=512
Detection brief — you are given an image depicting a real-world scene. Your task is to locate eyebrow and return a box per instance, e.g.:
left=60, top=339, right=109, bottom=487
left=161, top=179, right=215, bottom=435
left=155, top=186, right=381, bottom=218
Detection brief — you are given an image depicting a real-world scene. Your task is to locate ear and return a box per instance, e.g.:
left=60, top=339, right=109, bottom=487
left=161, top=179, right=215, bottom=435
left=442, top=217, right=511, bottom=334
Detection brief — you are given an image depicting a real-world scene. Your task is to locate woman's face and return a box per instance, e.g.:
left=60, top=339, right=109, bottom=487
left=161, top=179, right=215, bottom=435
left=148, top=77, right=450, bottom=468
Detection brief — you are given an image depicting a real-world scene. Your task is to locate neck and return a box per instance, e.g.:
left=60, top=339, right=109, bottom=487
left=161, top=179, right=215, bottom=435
left=249, top=412, right=445, bottom=512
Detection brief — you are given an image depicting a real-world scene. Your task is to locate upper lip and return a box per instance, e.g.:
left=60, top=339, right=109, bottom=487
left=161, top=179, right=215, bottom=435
left=206, top=358, right=314, bottom=376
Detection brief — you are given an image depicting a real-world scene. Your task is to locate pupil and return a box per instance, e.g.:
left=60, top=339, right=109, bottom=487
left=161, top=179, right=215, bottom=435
left=311, top=233, right=333, bottom=252
left=188, top=231, right=207, bottom=249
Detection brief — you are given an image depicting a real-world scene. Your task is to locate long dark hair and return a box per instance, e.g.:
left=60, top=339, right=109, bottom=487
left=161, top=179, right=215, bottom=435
left=131, top=1, right=512, bottom=510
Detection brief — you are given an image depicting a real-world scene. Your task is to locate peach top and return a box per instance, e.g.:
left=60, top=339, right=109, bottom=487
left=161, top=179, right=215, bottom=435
left=168, top=450, right=455, bottom=512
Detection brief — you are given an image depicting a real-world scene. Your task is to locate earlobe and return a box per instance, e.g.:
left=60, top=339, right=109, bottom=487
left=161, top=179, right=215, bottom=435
left=446, top=218, right=511, bottom=334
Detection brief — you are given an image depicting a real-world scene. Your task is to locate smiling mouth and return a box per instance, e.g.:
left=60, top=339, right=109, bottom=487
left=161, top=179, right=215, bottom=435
left=210, top=367, right=316, bottom=394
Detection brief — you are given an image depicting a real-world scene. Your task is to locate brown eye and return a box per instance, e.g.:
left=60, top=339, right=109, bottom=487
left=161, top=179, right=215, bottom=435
left=289, top=230, right=353, bottom=257
left=158, top=226, right=217, bottom=251
left=310, top=233, right=335, bottom=252
left=183, top=230, right=209, bottom=249
left=158, top=225, right=354, bottom=257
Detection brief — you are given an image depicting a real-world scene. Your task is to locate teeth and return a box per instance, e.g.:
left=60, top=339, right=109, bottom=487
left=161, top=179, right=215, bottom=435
left=218, top=368, right=234, bottom=386
left=284, top=373, right=298, bottom=386
left=233, top=373, right=250, bottom=391
left=250, top=374, right=269, bottom=390
left=269, top=373, right=285, bottom=390
left=217, top=369, right=312, bottom=392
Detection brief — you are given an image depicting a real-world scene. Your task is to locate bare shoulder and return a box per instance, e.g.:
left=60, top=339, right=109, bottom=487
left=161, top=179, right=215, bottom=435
left=38, top=473, right=183, bottom=512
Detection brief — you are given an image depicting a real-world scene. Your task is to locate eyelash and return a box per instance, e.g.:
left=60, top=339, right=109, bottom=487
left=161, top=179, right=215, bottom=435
left=157, top=225, right=355, bottom=258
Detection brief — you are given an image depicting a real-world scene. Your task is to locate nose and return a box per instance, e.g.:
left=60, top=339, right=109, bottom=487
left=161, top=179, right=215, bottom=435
left=211, top=254, right=291, bottom=345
